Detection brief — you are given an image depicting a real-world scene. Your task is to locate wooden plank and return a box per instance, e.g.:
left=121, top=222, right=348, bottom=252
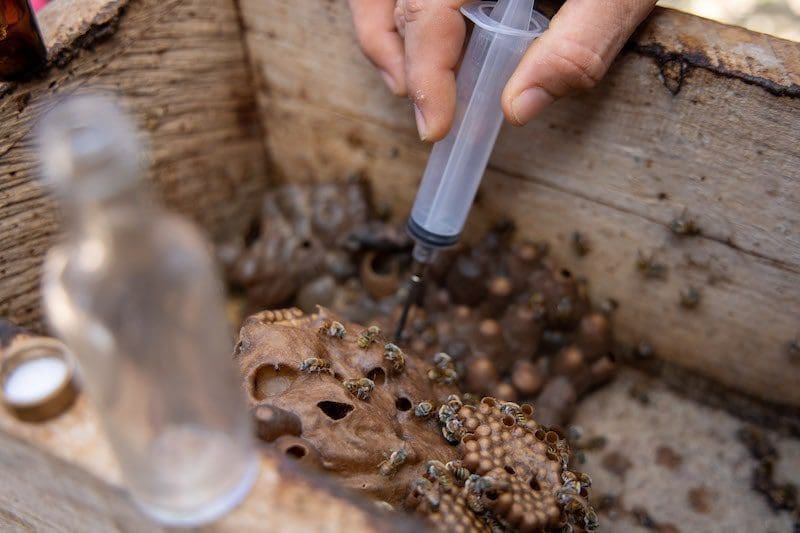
left=239, top=1, right=800, bottom=407
left=0, top=428, right=157, bottom=532
left=0, top=0, right=271, bottom=329
left=0, top=397, right=415, bottom=532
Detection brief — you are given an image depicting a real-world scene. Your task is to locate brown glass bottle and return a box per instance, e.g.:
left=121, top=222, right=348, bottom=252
left=0, top=0, right=47, bottom=80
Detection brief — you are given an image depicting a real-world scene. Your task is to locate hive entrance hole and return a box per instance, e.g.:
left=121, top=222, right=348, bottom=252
left=395, top=397, right=412, bottom=411
left=369, top=252, right=395, bottom=275
left=530, top=477, right=541, bottom=491
left=366, top=367, right=386, bottom=385
left=251, top=364, right=297, bottom=401
left=286, top=445, right=307, bottom=458
left=504, top=466, right=516, bottom=475
left=317, top=401, right=354, bottom=420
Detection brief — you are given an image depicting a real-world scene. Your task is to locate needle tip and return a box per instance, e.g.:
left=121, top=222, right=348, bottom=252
left=394, top=262, right=427, bottom=343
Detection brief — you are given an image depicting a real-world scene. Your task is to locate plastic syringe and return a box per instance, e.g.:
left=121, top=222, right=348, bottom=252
left=395, top=0, right=548, bottom=341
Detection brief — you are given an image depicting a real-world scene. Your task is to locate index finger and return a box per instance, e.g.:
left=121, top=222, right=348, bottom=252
left=402, top=0, right=472, bottom=142
left=349, top=0, right=407, bottom=95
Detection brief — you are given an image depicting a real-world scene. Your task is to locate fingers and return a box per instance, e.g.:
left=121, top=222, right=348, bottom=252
left=502, top=0, right=657, bottom=125
left=348, top=0, right=407, bottom=96
left=401, top=0, right=472, bottom=142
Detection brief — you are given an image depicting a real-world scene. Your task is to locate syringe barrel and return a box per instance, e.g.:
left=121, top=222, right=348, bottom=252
left=408, top=2, right=548, bottom=248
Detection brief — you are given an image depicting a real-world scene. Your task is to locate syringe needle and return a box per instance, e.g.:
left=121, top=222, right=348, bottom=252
left=394, top=261, right=427, bottom=343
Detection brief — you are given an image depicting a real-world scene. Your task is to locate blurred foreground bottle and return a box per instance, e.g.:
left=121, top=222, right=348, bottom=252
left=37, top=95, right=258, bottom=526
left=0, top=0, right=47, bottom=80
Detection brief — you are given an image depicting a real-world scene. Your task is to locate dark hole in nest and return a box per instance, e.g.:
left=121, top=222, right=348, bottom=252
left=560, top=268, right=572, bottom=279
left=395, top=397, right=412, bottom=412
left=369, top=252, right=395, bottom=275
left=530, top=477, right=541, bottom=491
left=317, top=401, right=354, bottom=420
left=286, top=445, right=307, bottom=458
left=502, top=415, right=515, bottom=427
left=505, top=466, right=515, bottom=475
left=366, top=367, right=386, bottom=385
left=486, top=490, right=498, bottom=501
left=301, top=239, right=312, bottom=249
left=244, top=217, right=261, bottom=246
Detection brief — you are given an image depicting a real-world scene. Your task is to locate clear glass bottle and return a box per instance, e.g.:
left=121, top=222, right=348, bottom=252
left=37, top=95, right=258, bottom=526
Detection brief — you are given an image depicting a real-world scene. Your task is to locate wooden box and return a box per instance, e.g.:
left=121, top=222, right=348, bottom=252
left=1, top=0, right=798, bottom=529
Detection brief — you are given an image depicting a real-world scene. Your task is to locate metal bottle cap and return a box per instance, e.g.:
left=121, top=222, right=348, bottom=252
left=1, top=336, right=79, bottom=422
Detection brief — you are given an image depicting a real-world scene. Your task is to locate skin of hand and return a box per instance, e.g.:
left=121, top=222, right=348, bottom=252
left=348, top=0, right=657, bottom=141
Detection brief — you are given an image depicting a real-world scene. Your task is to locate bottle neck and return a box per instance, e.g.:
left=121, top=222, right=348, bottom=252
left=59, top=185, right=156, bottom=239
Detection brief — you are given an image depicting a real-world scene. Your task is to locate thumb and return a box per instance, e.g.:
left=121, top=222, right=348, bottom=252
left=501, top=0, right=656, bottom=125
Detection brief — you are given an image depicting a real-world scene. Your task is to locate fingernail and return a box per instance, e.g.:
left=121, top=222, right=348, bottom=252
left=414, top=104, right=428, bottom=141
left=380, top=70, right=400, bottom=95
left=511, top=87, right=554, bottom=125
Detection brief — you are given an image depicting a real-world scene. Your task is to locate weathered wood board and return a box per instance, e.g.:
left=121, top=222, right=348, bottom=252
left=238, top=1, right=800, bottom=407
left=0, top=0, right=270, bottom=330
left=0, top=397, right=410, bottom=532
left=0, top=428, right=157, bottom=532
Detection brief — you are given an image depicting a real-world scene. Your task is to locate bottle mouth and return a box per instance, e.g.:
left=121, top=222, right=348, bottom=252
left=37, top=95, right=144, bottom=202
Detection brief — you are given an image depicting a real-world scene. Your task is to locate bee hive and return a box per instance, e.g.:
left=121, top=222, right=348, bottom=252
left=0, top=0, right=798, bottom=530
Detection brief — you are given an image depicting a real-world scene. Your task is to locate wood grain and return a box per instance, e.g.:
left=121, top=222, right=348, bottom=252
left=238, top=1, right=800, bottom=407
left=0, top=396, right=415, bottom=532
left=0, top=0, right=270, bottom=330
left=0, top=427, right=155, bottom=532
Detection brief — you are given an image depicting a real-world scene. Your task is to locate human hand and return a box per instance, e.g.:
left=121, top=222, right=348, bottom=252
left=348, top=0, right=657, bottom=141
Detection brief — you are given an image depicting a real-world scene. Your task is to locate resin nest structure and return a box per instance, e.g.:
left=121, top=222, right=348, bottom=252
left=221, top=184, right=615, bottom=427
left=233, top=306, right=460, bottom=506
left=370, top=224, right=616, bottom=427
left=218, top=181, right=371, bottom=309
left=407, top=396, right=597, bottom=532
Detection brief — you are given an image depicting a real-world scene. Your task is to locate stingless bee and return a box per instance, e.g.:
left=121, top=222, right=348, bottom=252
left=411, top=478, right=440, bottom=511
left=438, top=403, right=457, bottom=423
left=357, top=325, right=382, bottom=349
left=670, top=210, right=701, bottom=236
left=428, top=352, right=459, bottom=384
left=433, top=352, right=452, bottom=369
left=383, top=343, right=405, bottom=373
left=320, top=320, right=346, bottom=339
left=679, top=286, right=701, bottom=309
left=343, top=377, right=375, bottom=400
left=414, top=400, right=434, bottom=418
left=445, top=394, right=462, bottom=410
left=378, top=448, right=407, bottom=477
left=500, top=401, right=527, bottom=425
left=427, top=367, right=458, bottom=384
left=443, top=417, right=465, bottom=443
left=636, top=250, right=668, bottom=280
left=424, top=460, right=450, bottom=487
left=299, top=357, right=333, bottom=375
left=571, top=231, right=591, bottom=256
left=446, top=460, right=470, bottom=485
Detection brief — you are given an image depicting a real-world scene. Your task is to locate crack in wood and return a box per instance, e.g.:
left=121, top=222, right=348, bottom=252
left=631, top=42, right=800, bottom=98
left=488, top=163, right=800, bottom=275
